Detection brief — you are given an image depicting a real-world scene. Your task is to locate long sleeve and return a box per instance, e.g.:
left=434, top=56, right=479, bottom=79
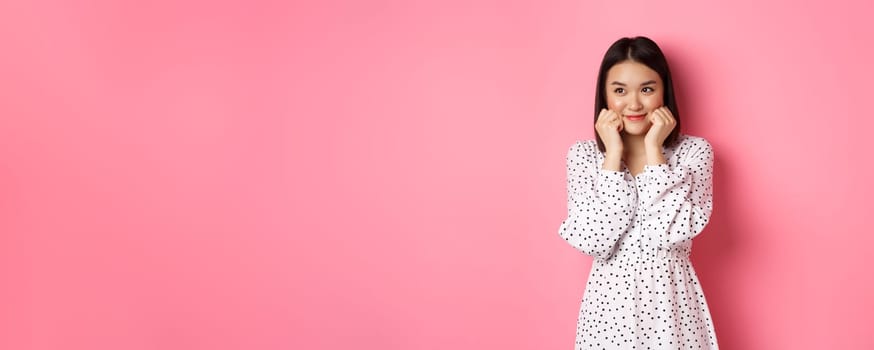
left=636, top=138, right=714, bottom=250
left=558, top=141, right=637, bottom=260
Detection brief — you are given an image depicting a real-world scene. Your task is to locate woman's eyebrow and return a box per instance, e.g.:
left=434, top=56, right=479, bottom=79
left=609, top=80, right=657, bottom=86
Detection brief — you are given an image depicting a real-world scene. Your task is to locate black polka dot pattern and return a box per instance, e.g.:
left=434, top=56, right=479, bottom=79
left=558, top=135, right=718, bottom=349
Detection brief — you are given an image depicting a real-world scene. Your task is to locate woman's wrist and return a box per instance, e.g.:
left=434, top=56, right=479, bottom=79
left=645, top=144, right=666, bottom=165
left=602, top=151, right=622, bottom=171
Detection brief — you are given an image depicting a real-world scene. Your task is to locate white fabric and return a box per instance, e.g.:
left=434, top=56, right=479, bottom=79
left=559, top=134, right=719, bottom=349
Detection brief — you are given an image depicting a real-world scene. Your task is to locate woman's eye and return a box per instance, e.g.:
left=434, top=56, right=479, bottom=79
left=614, top=88, right=625, bottom=94
left=642, top=87, right=654, bottom=93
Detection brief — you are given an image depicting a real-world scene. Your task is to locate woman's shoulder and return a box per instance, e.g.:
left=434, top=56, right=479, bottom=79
left=566, top=139, right=601, bottom=159
left=674, top=134, right=712, bottom=150
left=565, top=139, right=602, bottom=171
left=673, top=134, right=713, bottom=162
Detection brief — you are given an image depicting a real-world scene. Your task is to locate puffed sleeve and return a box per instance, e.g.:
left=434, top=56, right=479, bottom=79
left=636, top=137, right=714, bottom=250
left=558, top=141, right=637, bottom=260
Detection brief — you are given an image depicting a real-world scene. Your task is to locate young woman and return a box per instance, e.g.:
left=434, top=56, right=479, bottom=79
left=558, top=36, right=719, bottom=349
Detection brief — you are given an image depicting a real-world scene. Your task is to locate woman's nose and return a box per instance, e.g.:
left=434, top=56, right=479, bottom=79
left=628, top=96, right=642, bottom=110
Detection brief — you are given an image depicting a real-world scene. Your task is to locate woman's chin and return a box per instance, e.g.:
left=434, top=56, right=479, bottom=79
left=621, top=126, right=651, bottom=136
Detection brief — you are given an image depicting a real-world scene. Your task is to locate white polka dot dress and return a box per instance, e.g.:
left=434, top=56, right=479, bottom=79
left=558, top=135, right=719, bottom=349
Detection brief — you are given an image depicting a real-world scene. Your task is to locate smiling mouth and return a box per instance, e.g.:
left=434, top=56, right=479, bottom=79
left=625, top=114, right=646, bottom=121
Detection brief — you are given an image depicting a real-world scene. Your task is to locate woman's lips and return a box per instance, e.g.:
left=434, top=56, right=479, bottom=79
left=625, top=114, right=646, bottom=121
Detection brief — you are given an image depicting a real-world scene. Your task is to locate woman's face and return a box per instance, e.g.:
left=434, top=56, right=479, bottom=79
left=604, top=60, right=665, bottom=136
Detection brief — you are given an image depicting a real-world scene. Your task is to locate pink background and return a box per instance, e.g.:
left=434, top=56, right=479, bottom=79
left=1, top=0, right=872, bottom=349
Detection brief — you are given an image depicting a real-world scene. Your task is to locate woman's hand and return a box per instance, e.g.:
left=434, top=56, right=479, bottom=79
left=596, top=108, right=624, bottom=154
left=596, top=108, right=624, bottom=171
left=644, top=106, right=676, bottom=165
left=644, top=106, right=676, bottom=148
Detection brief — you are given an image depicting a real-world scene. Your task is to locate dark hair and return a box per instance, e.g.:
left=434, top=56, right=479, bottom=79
left=594, top=36, right=681, bottom=152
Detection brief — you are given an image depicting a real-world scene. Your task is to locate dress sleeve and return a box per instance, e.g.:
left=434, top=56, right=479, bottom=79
left=558, top=141, right=637, bottom=259
left=636, top=138, right=714, bottom=250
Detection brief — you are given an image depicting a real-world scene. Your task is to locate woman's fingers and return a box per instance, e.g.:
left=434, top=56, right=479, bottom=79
left=650, top=107, right=674, bottom=127
left=597, top=109, right=619, bottom=128
left=610, top=111, right=622, bottom=131
left=596, top=109, right=625, bottom=141
left=598, top=108, right=616, bottom=123
left=659, top=107, right=675, bottom=126
left=649, top=108, right=663, bottom=126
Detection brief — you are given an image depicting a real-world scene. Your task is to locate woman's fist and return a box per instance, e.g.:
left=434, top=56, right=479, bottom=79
left=596, top=108, right=624, bottom=154
left=644, top=106, right=676, bottom=147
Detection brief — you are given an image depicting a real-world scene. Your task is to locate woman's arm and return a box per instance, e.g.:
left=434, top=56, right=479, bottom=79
left=558, top=141, right=637, bottom=259
left=636, top=137, right=714, bottom=250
